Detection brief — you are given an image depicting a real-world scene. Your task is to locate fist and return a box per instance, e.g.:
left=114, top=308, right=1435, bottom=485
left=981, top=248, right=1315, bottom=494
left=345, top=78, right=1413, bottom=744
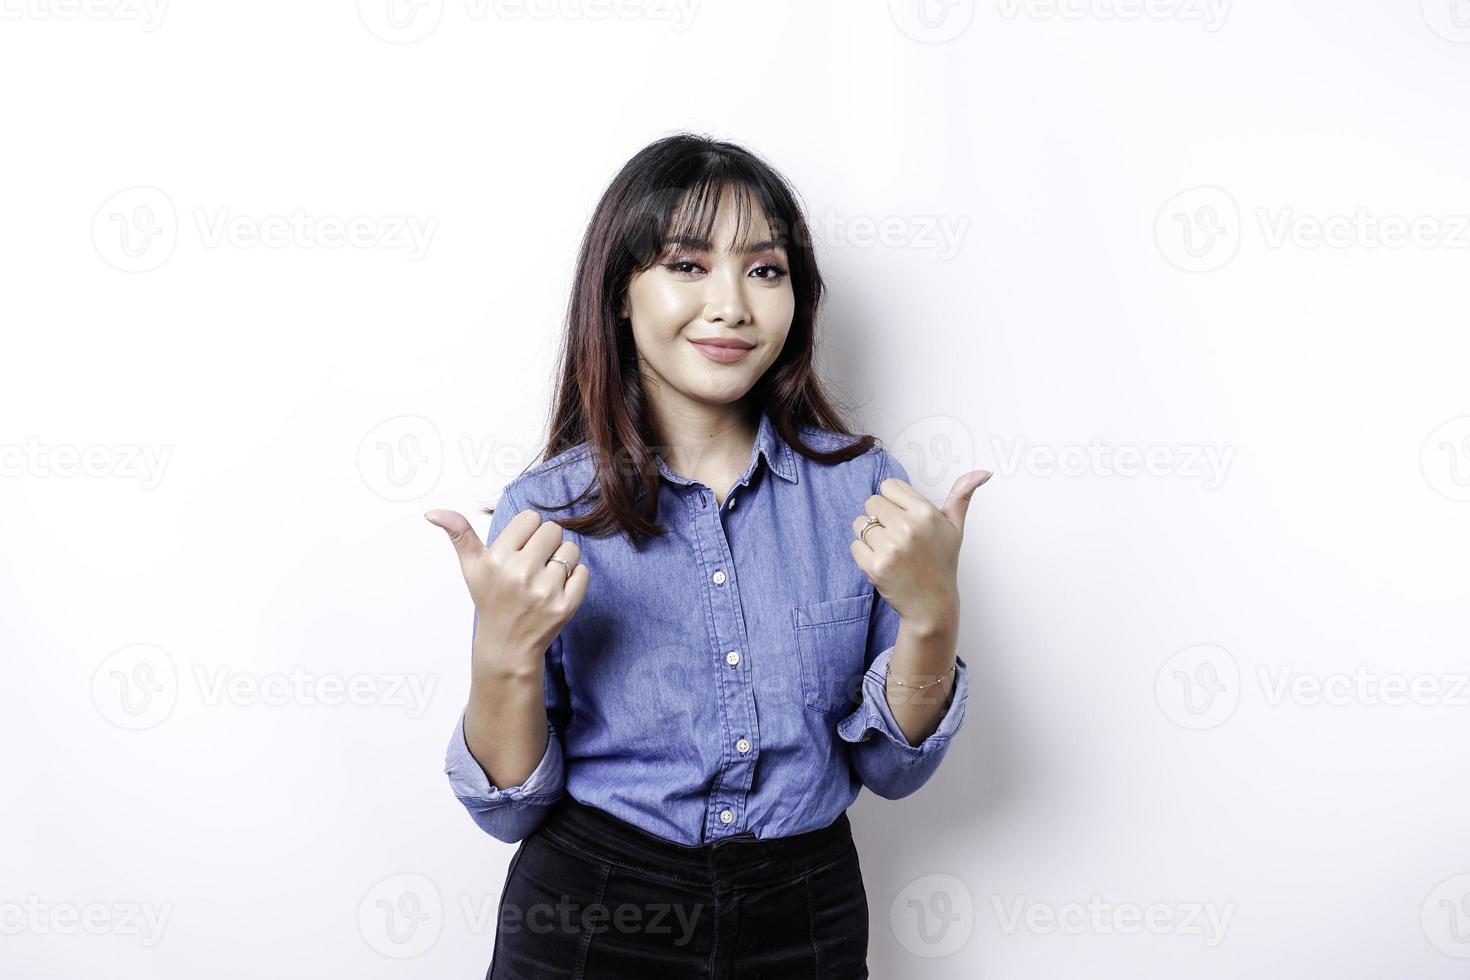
left=849, top=469, right=991, bottom=629
left=425, top=507, right=589, bottom=662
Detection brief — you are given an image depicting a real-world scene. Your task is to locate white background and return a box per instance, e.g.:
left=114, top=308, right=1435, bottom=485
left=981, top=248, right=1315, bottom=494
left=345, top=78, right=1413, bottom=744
left=3, top=1, right=1469, bottom=977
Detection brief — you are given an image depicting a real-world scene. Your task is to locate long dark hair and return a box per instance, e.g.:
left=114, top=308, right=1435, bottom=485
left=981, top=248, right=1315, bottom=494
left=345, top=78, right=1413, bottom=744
left=491, top=131, right=876, bottom=547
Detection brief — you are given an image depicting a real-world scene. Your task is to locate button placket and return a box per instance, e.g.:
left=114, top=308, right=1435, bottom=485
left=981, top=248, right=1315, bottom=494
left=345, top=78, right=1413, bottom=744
left=689, top=483, right=757, bottom=839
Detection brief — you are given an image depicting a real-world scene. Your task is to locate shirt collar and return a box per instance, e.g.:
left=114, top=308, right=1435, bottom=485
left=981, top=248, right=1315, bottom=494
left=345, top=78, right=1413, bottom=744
left=654, top=409, right=799, bottom=489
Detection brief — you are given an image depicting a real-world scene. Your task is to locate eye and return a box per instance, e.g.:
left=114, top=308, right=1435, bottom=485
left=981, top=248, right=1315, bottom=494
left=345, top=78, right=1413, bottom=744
left=662, top=259, right=705, bottom=276
left=751, top=263, right=788, bottom=281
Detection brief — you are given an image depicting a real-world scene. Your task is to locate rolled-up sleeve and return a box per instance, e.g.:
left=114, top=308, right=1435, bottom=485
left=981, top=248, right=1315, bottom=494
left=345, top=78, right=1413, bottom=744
left=445, top=699, right=566, bottom=843
left=836, top=640, right=969, bottom=799
left=442, top=482, right=571, bottom=843
left=836, top=447, right=970, bottom=799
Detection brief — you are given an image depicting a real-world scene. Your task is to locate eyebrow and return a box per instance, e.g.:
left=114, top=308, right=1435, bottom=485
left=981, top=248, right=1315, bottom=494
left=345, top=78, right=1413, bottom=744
left=665, top=235, right=788, bottom=255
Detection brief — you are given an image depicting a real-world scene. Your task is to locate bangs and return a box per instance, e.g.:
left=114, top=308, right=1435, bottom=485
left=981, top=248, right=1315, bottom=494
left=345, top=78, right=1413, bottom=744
left=624, top=171, right=793, bottom=271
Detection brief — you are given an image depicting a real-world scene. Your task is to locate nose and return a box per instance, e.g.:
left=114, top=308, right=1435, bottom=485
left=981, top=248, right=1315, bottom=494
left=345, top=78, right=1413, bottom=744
left=703, top=265, right=752, bottom=328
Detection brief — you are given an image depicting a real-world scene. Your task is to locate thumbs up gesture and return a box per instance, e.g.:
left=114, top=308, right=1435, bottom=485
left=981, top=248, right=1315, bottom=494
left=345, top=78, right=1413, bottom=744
left=849, top=469, right=992, bottom=632
left=425, top=507, right=589, bottom=667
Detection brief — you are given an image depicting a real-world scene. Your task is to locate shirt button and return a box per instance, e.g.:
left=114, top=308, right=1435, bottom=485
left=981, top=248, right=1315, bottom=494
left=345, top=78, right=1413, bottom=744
left=727, top=495, right=737, bottom=509
left=719, top=808, right=734, bottom=825
left=712, top=569, right=726, bottom=585
left=725, top=650, right=740, bottom=666
left=736, top=738, right=750, bottom=754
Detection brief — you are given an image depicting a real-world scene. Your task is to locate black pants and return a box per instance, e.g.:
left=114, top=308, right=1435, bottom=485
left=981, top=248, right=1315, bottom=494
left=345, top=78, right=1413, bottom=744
left=486, top=793, right=869, bottom=979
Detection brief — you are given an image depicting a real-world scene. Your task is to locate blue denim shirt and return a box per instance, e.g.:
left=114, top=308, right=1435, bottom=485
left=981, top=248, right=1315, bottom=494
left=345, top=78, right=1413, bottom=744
left=444, top=410, right=970, bottom=845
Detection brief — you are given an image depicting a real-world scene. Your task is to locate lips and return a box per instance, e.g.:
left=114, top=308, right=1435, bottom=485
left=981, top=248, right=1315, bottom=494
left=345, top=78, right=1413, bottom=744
left=689, top=338, right=755, bottom=350
left=689, top=337, right=755, bottom=364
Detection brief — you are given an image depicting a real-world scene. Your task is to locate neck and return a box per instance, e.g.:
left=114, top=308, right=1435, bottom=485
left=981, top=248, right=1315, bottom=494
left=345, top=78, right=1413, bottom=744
left=647, top=396, right=758, bottom=482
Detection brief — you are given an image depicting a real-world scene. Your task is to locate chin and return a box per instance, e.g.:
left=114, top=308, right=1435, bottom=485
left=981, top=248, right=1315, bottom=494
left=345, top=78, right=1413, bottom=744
left=680, top=384, right=755, bottom=406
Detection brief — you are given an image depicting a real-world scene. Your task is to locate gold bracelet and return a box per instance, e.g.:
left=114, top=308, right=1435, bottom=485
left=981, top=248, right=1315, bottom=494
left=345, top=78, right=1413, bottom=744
left=890, top=663, right=957, bottom=690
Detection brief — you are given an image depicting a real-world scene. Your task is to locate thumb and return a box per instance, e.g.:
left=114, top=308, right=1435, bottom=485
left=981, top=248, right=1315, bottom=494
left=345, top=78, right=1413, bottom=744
left=424, top=508, right=484, bottom=561
left=939, top=469, right=993, bottom=533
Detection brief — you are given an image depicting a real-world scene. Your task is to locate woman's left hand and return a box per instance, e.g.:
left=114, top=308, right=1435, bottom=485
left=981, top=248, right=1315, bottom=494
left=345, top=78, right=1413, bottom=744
left=850, top=468, right=993, bottom=631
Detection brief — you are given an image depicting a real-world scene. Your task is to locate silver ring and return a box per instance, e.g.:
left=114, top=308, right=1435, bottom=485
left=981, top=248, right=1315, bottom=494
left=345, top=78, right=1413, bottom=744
left=858, top=514, right=882, bottom=545
left=547, top=557, right=573, bottom=581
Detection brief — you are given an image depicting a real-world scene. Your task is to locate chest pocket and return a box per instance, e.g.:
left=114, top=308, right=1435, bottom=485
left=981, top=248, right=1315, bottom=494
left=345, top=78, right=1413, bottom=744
left=792, top=592, right=874, bottom=716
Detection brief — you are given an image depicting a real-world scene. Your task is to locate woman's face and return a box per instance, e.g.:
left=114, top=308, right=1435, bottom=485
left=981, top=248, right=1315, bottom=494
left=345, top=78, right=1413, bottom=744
left=621, top=187, right=795, bottom=411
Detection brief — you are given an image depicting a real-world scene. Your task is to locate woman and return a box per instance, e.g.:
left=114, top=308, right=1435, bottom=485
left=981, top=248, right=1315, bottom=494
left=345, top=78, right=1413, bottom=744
left=426, top=132, right=991, bottom=979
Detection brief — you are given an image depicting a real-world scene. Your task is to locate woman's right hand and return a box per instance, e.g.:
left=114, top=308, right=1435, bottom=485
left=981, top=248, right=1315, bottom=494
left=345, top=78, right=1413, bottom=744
left=424, top=507, right=589, bottom=670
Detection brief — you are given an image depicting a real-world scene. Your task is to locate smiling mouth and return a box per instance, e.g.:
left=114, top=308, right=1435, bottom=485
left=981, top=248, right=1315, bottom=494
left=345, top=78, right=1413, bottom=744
left=689, top=338, right=755, bottom=363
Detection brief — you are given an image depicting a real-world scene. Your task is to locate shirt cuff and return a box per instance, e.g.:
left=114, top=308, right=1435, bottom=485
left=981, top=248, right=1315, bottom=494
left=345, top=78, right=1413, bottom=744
left=444, top=707, right=564, bottom=807
left=837, top=647, right=969, bottom=758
